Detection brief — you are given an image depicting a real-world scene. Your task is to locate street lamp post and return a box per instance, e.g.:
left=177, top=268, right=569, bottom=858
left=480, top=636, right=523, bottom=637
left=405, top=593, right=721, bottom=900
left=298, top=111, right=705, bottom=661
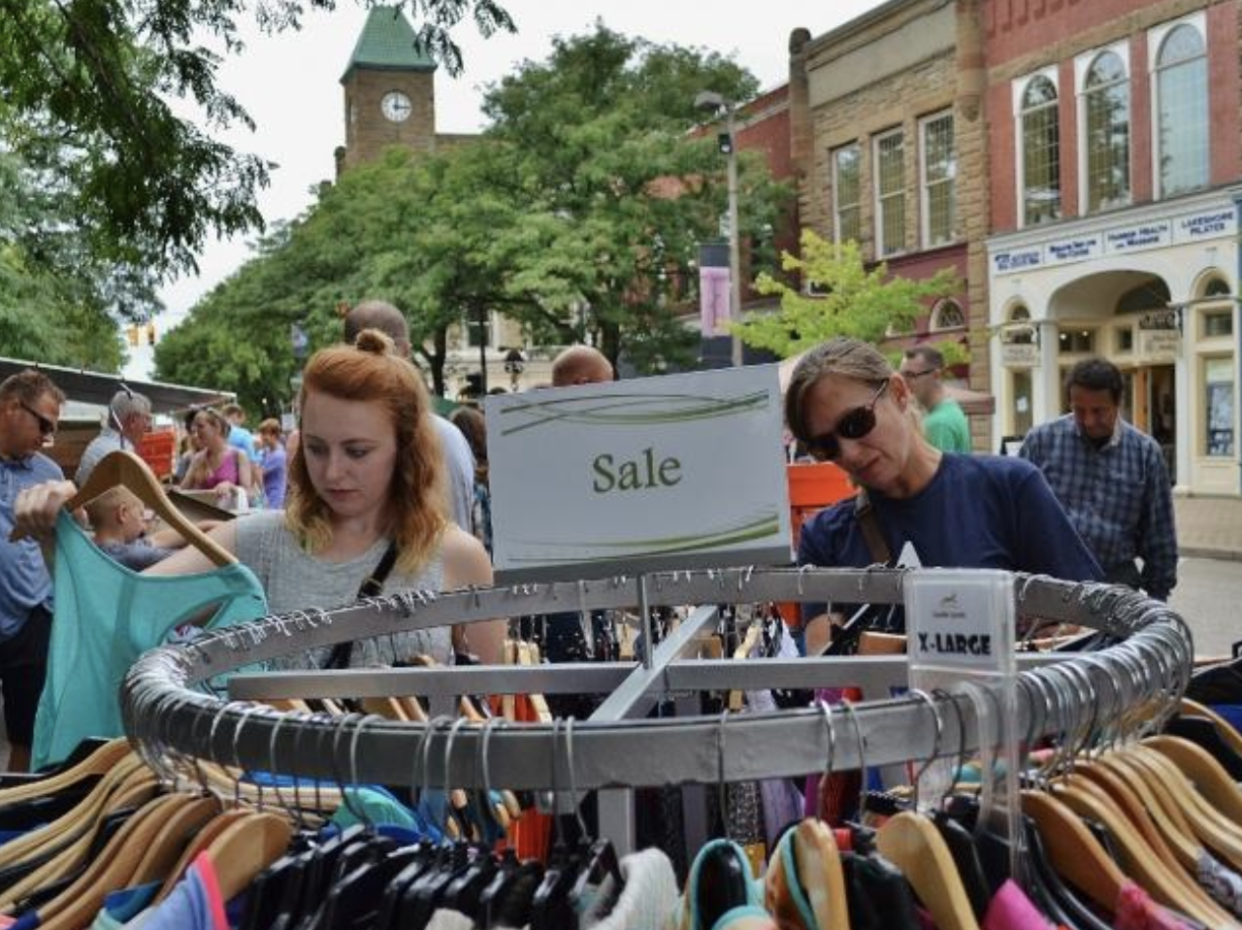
left=695, top=91, right=744, bottom=368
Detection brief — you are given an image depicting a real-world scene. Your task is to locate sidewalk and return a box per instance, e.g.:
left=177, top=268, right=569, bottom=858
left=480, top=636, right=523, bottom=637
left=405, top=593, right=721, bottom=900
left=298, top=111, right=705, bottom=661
left=1176, top=495, right=1242, bottom=561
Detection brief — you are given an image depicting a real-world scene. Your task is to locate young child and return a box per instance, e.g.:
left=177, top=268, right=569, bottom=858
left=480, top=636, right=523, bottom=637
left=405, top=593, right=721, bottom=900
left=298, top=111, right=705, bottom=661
left=84, top=486, right=198, bottom=571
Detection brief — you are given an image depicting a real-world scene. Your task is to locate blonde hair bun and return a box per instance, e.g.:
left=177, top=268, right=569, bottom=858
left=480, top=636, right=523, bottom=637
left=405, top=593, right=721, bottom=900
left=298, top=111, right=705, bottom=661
left=354, top=329, right=394, bottom=356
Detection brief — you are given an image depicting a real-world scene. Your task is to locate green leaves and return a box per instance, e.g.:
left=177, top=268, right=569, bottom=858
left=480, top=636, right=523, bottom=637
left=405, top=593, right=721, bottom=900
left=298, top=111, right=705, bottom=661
left=736, top=231, right=962, bottom=356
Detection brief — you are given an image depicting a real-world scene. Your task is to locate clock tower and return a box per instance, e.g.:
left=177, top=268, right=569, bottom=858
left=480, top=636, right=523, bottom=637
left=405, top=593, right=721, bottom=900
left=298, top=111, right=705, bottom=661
left=338, top=6, right=437, bottom=173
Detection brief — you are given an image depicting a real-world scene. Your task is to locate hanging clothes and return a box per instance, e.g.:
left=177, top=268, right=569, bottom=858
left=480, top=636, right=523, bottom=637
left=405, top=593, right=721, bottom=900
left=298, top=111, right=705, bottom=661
left=32, top=511, right=267, bottom=770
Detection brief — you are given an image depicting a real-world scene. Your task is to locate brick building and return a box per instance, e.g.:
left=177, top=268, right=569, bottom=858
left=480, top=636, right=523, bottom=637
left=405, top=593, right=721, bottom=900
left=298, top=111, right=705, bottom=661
left=789, top=0, right=992, bottom=445
left=983, top=0, right=1242, bottom=495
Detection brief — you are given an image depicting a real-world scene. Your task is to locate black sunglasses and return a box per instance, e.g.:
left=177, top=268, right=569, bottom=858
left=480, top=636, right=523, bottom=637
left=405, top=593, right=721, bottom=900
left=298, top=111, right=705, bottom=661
left=19, top=401, right=56, bottom=437
left=805, top=381, right=889, bottom=461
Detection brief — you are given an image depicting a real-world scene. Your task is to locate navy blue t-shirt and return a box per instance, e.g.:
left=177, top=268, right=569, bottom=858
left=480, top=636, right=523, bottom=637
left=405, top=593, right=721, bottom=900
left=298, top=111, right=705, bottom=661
left=798, top=454, right=1103, bottom=582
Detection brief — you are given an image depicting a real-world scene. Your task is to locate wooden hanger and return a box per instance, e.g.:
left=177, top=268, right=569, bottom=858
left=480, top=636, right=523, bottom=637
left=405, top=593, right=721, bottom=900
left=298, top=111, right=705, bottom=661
left=1081, top=754, right=1199, bottom=873
left=1146, top=734, right=1242, bottom=827
left=154, top=807, right=252, bottom=903
left=1129, top=745, right=1242, bottom=870
left=35, top=792, right=177, bottom=930
left=876, top=811, right=980, bottom=930
left=0, top=755, right=152, bottom=902
left=0, top=738, right=131, bottom=807
left=68, top=450, right=235, bottom=567
left=1076, top=755, right=1222, bottom=914
left=5, top=773, right=162, bottom=920
left=130, top=795, right=224, bottom=885
left=1050, top=779, right=1238, bottom=928
left=780, top=819, right=848, bottom=930
left=1179, top=698, right=1242, bottom=758
left=202, top=810, right=295, bottom=903
left=1022, top=790, right=1127, bottom=914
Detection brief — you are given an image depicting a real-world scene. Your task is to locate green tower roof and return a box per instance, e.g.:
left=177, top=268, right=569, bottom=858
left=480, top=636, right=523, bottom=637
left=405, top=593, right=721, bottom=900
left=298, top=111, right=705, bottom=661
left=341, top=6, right=436, bottom=83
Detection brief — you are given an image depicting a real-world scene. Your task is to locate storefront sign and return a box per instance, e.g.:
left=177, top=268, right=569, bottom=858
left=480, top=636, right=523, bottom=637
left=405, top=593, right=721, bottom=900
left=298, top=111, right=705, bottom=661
left=486, top=366, right=792, bottom=581
left=1045, top=234, right=1102, bottom=265
left=992, top=248, right=1043, bottom=275
left=1175, top=209, right=1236, bottom=242
left=1138, top=330, right=1181, bottom=360
left=992, top=201, right=1236, bottom=276
left=1105, top=221, right=1171, bottom=254
left=1138, top=309, right=1179, bottom=331
left=1000, top=343, right=1040, bottom=367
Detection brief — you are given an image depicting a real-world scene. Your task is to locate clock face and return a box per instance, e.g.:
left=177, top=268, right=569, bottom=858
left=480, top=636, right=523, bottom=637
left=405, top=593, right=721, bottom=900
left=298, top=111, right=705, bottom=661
left=381, top=91, right=413, bottom=123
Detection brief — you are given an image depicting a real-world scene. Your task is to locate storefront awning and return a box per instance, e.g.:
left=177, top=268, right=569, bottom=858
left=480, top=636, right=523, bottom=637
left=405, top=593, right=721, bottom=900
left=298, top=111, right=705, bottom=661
left=0, top=357, right=234, bottom=414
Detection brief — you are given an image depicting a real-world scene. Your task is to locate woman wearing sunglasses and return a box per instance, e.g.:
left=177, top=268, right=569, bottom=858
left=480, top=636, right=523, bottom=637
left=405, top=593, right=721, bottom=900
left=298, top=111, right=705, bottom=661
left=784, top=338, right=1102, bottom=607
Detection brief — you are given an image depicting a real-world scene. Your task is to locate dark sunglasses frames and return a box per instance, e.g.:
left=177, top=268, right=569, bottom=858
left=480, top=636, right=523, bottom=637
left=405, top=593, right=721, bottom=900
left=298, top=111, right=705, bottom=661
left=805, top=381, right=889, bottom=461
left=19, top=402, right=56, bottom=437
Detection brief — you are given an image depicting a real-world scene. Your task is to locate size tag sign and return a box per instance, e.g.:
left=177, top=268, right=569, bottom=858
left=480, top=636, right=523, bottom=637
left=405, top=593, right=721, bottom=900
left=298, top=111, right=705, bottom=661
left=904, top=569, right=1020, bottom=876
left=904, top=569, right=1015, bottom=674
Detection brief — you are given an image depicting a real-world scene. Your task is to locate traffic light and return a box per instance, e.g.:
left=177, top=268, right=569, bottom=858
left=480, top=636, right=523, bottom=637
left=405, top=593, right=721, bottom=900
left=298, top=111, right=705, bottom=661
left=145, top=323, right=157, bottom=346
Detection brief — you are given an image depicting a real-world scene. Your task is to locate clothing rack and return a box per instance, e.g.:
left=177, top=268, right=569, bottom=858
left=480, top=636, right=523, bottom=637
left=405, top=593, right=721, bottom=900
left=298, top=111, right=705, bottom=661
left=121, top=567, right=1190, bottom=797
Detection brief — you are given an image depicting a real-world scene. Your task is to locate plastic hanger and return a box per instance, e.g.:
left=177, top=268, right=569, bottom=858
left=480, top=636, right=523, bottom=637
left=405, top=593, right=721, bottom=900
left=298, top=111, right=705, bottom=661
left=66, top=449, right=235, bottom=566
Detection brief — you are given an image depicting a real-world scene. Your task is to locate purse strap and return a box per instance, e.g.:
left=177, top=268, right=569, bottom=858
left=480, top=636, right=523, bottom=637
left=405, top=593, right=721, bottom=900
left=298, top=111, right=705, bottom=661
left=854, top=490, right=892, bottom=567
left=323, top=541, right=400, bottom=669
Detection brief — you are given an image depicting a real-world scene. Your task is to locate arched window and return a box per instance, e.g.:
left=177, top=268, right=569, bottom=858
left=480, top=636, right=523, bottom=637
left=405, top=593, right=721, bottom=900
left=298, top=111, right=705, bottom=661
left=1155, top=23, right=1208, bottom=198
left=1204, top=276, right=1231, bottom=298
left=1083, top=51, right=1130, bottom=211
left=930, top=299, right=965, bottom=331
left=1020, top=75, right=1061, bottom=226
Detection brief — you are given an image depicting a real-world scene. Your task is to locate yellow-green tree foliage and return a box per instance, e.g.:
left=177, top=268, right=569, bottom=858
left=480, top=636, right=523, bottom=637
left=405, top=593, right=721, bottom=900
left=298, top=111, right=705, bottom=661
left=732, top=230, right=961, bottom=356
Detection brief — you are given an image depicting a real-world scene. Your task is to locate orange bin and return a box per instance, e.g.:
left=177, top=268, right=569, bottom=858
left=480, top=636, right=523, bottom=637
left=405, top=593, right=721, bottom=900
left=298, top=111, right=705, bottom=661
left=781, top=462, right=856, bottom=626
left=138, top=428, right=177, bottom=481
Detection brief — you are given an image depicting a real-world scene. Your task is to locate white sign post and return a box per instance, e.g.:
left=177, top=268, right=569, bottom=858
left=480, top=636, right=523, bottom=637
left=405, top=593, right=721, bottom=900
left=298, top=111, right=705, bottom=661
left=485, top=365, right=792, bottom=582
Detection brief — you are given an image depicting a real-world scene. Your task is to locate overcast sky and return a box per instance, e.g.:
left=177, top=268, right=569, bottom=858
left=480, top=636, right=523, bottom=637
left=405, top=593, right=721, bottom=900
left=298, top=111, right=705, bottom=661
left=134, top=0, right=884, bottom=378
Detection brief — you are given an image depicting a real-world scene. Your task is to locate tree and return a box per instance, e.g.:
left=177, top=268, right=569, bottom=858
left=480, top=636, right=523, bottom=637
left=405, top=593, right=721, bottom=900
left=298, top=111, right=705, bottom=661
left=480, top=24, right=789, bottom=372
left=0, top=151, right=127, bottom=370
left=0, top=0, right=514, bottom=280
left=732, top=230, right=962, bottom=357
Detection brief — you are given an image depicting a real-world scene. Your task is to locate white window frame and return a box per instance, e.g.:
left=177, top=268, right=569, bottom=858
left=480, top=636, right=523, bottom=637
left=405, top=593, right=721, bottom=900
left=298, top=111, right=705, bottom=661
left=1013, top=67, right=1060, bottom=228
left=919, top=109, right=956, bottom=248
left=929, top=298, right=966, bottom=332
left=831, top=143, right=862, bottom=244
left=873, top=126, right=906, bottom=257
left=1075, top=42, right=1132, bottom=214
left=1148, top=12, right=1209, bottom=200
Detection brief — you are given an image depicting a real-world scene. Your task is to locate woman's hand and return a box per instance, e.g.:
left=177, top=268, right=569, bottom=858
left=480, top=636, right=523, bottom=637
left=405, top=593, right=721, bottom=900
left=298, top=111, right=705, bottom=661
left=12, top=479, right=77, bottom=542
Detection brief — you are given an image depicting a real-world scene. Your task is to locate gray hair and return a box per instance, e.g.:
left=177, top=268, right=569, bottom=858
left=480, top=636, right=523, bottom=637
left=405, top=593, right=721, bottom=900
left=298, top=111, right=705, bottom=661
left=110, top=389, right=150, bottom=421
left=784, top=337, right=893, bottom=443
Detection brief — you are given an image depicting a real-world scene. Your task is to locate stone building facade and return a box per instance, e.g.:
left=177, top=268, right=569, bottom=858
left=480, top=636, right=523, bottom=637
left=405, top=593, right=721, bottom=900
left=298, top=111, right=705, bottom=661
left=790, top=0, right=994, bottom=446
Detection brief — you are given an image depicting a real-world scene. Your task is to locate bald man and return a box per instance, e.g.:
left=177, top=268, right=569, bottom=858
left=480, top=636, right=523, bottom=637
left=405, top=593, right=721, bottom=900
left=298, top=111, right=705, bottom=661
left=551, top=346, right=615, bottom=387
left=341, top=300, right=477, bottom=536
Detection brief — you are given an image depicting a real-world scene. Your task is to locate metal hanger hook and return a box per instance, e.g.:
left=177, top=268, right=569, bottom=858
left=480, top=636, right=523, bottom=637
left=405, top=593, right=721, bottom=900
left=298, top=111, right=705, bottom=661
left=905, top=689, right=943, bottom=810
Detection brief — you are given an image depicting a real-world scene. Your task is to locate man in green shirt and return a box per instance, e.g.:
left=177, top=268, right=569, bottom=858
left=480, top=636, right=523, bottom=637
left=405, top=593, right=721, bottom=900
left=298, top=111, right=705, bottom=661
left=899, top=346, right=971, bottom=453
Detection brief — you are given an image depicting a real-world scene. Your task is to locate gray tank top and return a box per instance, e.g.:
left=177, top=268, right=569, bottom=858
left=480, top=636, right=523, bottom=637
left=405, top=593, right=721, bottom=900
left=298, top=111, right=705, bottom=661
left=234, top=510, right=451, bottom=670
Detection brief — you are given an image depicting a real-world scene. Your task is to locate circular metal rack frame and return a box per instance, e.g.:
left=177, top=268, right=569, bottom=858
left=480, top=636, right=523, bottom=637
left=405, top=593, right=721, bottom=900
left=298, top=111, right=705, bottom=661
left=122, top=568, right=1192, bottom=792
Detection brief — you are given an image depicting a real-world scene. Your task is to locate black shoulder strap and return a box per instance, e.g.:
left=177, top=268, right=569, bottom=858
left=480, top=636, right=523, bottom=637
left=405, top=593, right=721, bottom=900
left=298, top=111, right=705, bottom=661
left=323, top=542, right=400, bottom=669
left=854, top=490, right=893, bottom=567
left=357, top=541, right=399, bottom=599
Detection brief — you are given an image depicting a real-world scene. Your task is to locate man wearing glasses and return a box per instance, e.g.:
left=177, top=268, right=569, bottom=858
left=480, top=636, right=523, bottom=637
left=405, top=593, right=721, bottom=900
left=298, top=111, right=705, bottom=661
left=0, top=370, right=64, bottom=771
left=898, top=346, right=970, bottom=454
left=75, top=389, right=152, bottom=486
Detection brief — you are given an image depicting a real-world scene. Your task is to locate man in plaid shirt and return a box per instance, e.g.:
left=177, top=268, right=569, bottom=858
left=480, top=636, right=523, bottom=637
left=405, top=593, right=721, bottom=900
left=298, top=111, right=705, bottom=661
left=1019, top=358, right=1177, bottom=600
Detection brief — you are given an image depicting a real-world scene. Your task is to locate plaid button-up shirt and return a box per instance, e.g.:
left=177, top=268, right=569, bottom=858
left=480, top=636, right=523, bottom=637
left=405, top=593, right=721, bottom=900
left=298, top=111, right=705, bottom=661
left=1019, top=414, right=1177, bottom=599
